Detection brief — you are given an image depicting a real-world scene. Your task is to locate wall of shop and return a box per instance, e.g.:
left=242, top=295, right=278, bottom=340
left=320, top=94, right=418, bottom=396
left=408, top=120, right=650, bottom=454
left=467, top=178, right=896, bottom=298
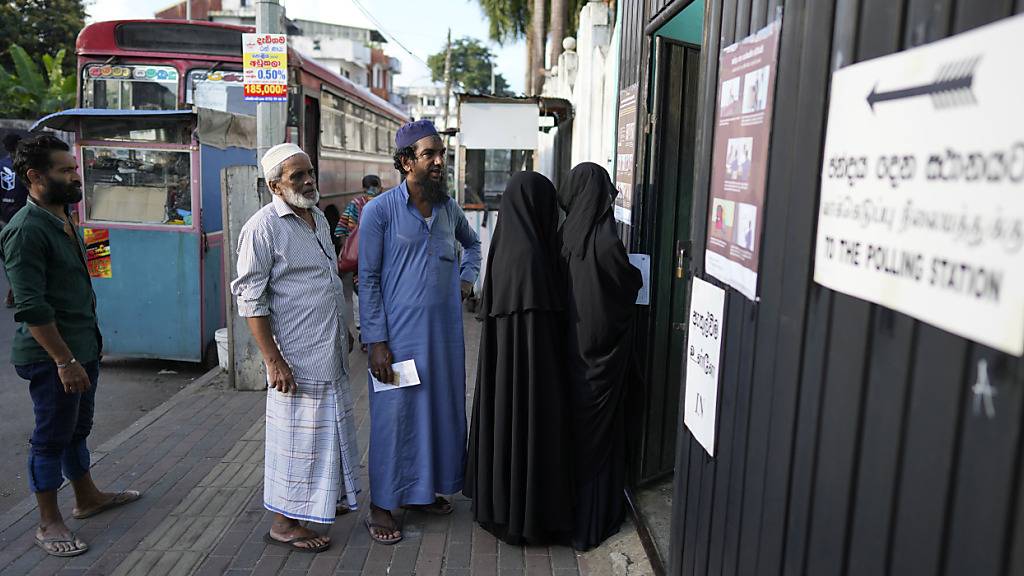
left=615, top=0, right=1024, bottom=574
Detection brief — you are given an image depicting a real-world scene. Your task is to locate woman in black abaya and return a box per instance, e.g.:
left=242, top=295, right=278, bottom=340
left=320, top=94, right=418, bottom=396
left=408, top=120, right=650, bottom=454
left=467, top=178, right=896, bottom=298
left=558, top=163, right=643, bottom=551
left=464, top=171, right=573, bottom=545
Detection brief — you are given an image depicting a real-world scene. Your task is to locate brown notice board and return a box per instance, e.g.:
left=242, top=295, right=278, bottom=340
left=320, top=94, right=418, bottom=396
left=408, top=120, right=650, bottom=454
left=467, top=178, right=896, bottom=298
left=705, top=19, right=782, bottom=301
left=614, top=84, right=638, bottom=225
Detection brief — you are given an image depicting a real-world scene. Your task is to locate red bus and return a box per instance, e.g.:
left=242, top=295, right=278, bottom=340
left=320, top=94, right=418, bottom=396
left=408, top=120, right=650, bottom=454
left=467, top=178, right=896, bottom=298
left=75, top=19, right=409, bottom=211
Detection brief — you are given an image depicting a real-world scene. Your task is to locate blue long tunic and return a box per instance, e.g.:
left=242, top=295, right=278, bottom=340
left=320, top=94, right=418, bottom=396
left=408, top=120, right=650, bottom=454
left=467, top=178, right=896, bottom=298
left=358, top=181, right=481, bottom=510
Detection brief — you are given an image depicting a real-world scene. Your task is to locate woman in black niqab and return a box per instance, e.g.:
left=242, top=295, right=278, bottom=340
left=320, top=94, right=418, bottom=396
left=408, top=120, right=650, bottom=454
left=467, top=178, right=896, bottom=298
left=558, top=162, right=643, bottom=551
left=464, top=171, right=573, bottom=545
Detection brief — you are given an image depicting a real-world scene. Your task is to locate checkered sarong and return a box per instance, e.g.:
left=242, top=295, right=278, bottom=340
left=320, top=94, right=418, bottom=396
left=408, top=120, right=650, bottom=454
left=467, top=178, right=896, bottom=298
left=263, top=374, right=360, bottom=523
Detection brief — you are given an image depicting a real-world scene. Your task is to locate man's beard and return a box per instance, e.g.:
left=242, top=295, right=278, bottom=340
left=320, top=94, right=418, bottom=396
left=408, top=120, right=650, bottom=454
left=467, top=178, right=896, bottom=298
left=281, top=183, right=320, bottom=209
left=422, top=172, right=449, bottom=204
left=42, top=177, right=83, bottom=205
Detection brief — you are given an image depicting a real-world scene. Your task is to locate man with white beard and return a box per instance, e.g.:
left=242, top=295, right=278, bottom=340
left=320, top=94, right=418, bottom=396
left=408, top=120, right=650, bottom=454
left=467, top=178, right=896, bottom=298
left=231, top=143, right=359, bottom=553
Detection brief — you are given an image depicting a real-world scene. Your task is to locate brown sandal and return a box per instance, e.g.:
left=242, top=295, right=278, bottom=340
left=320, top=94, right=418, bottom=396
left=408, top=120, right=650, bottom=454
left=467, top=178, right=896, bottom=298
left=263, top=532, right=330, bottom=553
left=401, top=496, right=453, bottom=516
left=364, top=517, right=403, bottom=545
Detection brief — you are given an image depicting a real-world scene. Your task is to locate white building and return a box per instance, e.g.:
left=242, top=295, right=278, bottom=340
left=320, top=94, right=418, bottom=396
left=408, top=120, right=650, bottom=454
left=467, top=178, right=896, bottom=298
left=396, top=84, right=455, bottom=130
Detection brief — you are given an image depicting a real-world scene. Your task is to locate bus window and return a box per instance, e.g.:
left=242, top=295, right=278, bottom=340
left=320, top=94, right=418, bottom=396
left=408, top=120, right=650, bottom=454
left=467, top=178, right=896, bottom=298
left=377, top=125, right=388, bottom=154
left=344, top=103, right=362, bottom=152
left=82, top=65, right=178, bottom=111
left=81, top=147, right=192, bottom=226
left=363, top=116, right=376, bottom=153
left=186, top=70, right=256, bottom=116
left=321, top=92, right=346, bottom=149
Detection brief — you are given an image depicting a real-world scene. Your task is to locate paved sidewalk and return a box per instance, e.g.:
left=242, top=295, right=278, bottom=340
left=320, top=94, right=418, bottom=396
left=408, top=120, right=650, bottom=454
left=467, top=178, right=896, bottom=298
left=0, top=317, right=653, bottom=576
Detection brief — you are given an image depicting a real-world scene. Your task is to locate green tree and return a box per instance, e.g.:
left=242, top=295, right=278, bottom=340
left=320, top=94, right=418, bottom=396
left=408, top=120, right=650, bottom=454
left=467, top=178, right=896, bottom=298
left=428, top=38, right=512, bottom=96
left=0, top=0, right=86, bottom=77
left=0, top=45, right=76, bottom=120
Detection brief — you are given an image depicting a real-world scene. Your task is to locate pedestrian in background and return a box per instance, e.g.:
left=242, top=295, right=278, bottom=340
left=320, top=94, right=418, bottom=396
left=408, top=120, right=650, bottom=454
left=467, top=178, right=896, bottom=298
left=359, top=121, right=481, bottom=544
left=558, top=162, right=642, bottom=551
left=1, top=132, right=30, bottom=308
left=231, top=143, right=360, bottom=554
left=336, top=174, right=381, bottom=349
left=1, top=134, right=140, bottom=558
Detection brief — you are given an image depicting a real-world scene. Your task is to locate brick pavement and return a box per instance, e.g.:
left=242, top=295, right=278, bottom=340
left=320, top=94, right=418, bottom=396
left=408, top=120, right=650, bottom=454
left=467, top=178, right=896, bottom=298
left=0, top=315, right=648, bottom=575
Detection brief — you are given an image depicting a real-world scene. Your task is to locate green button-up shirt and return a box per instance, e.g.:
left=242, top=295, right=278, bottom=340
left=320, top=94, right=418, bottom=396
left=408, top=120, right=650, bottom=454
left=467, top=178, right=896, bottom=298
left=0, top=198, right=101, bottom=366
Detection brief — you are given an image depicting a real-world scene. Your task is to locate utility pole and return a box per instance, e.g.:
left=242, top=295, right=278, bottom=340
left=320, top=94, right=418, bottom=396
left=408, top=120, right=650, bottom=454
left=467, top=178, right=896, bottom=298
left=490, top=61, right=496, bottom=95
left=185, top=0, right=191, bottom=20
left=442, top=28, right=452, bottom=130
left=255, top=0, right=286, bottom=175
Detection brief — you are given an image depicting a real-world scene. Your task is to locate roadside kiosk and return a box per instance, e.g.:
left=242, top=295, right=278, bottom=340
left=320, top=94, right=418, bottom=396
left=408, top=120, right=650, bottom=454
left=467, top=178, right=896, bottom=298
left=32, top=108, right=256, bottom=365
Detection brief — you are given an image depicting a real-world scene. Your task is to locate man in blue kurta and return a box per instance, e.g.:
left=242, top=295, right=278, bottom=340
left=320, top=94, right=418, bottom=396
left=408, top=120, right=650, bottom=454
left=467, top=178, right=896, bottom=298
left=359, top=120, right=481, bottom=544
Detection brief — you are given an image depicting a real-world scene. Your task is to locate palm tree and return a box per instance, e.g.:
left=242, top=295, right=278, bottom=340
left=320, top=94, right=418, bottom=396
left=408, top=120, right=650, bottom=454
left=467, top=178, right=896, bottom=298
left=530, top=0, right=546, bottom=94
left=549, top=0, right=566, bottom=70
left=475, top=0, right=601, bottom=95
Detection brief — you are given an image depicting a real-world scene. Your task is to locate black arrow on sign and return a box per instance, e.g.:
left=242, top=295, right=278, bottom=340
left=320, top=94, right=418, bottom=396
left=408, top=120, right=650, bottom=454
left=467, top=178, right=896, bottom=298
left=867, top=56, right=980, bottom=112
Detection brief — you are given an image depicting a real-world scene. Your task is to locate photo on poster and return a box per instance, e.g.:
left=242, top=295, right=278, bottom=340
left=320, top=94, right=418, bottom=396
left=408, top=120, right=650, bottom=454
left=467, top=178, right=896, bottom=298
left=742, top=65, right=771, bottom=113
left=710, top=198, right=736, bottom=242
left=719, top=76, right=742, bottom=118
left=734, top=203, right=758, bottom=251
left=725, top=137, right=753, bottom=182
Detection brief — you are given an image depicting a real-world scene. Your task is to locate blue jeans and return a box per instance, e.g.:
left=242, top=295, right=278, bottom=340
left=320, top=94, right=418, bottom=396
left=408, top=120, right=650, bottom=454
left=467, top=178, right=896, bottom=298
left=17, top=361, right=99, bottom=493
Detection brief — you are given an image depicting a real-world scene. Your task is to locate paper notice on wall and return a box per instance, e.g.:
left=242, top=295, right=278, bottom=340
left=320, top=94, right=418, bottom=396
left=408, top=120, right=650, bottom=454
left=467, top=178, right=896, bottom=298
left=813, top=14, right=1024, bottom=356
left=628, top=253, right=651, bottom=305
left=684, top=277, right=726, bottom=457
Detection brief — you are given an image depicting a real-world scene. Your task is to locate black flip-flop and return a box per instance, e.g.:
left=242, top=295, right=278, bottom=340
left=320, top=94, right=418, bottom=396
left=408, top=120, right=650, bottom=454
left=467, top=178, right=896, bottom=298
left=263, top=532, right=330, bottom=553
left=402, top=496, right=454, bottom=516
left=364, top=517, right=403, bottom=545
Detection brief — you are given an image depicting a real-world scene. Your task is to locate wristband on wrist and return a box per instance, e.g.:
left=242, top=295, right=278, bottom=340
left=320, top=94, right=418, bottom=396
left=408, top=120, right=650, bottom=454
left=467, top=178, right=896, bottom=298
left=56, top=357, right=78, bottom=369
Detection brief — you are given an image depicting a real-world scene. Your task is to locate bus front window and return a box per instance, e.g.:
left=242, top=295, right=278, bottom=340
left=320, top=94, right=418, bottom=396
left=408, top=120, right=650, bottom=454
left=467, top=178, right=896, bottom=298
left=82, top=65, right=178, bottom=111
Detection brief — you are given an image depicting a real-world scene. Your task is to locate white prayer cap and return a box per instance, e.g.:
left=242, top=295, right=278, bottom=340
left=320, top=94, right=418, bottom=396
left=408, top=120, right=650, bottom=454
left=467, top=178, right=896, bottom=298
left=260, top=143, right=308, bottom=178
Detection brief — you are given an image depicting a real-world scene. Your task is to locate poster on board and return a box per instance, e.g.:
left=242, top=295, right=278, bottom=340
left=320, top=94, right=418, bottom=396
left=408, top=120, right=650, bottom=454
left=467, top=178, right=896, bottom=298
left=614, top=84, right=638, bottom=225
left=813, top=14, right=1024, bottom=356
left=705, top=19, right=782, bottom=301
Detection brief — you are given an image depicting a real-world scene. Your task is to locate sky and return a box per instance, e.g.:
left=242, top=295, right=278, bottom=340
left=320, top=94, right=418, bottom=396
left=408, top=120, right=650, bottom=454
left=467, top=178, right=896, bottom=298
left=85, top=0, right=528, bottom=93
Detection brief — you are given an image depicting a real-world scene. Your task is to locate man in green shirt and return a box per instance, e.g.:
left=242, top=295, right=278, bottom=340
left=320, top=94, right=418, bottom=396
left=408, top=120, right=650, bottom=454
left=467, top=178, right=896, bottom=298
left=0, top=134, right=139, bottom=557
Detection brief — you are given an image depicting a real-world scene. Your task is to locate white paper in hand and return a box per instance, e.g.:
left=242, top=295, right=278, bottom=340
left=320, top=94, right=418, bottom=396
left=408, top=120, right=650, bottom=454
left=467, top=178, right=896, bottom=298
left=370, top=359, right=422, bottom=392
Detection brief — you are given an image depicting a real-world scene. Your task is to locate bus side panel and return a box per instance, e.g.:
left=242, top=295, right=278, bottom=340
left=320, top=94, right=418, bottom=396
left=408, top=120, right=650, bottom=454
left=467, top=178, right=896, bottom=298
left=94, top=228, right=202, bottom=361
left=200, top=145, right=258, bottom=233
left=199, top=144, right=257, bottom=354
